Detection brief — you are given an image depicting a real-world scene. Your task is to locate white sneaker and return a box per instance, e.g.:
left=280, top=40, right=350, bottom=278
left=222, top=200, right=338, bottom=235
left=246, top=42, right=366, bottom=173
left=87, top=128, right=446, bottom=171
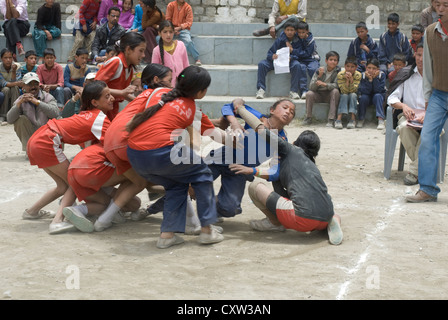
left=62, top=206, right=94, bottom=233
left=249, top=218, right=286, bottom=232
left=130, top=208, right=149, bottom=221
left=94, top=219, right=112, bottom=232
left=356, top=119, right=364, bottom=128
left=157, top=234, right=185, bottom=249
left=301, top=92, right=307, bottom=99
left=289, top=91, right=300, bottom=99
left=327, top=217, right=343, bottom=245
left=256, top=88, right=265, bottom=99
left=49, top=221, right=77, bottom=235
left=198, top=228, right=224, bottom=244
left=377, top=119, right=385, bottom=130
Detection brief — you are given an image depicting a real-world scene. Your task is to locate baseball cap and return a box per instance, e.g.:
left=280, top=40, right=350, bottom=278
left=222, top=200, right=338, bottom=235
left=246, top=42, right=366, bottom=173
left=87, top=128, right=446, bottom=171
left=22, top=72, right=40, bottom=84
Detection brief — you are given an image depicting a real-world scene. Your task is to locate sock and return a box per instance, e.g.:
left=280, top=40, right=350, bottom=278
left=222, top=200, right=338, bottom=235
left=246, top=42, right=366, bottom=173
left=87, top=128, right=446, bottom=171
left=97, top=200, right=120, bottom=224
left=74, top=204, right=88, bottom=216
left=185, top=196, right=200, bottom=229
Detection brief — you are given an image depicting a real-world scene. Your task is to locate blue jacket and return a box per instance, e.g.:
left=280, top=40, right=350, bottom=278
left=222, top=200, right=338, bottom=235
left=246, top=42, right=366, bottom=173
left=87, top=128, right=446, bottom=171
left=378, top=29, right=411, bottom=65
left=358, top=71, right=387, bottom=96
left=130, top=4, right=143, bottom=32
left=347, top=35, right=378, bottom=69
left=266, top=31, right=299, bottom=62
left=292, top=32, right=320, bottom=63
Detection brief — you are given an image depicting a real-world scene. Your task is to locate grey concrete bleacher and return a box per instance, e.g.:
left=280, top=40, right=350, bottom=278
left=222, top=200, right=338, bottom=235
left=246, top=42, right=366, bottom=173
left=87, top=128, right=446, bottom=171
left=0, top=21, right=385, bottom=121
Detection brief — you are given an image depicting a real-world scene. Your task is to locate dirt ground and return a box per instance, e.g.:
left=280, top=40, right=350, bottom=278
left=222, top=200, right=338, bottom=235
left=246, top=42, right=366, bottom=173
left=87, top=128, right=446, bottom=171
left=1, top=118, right=448, bottom=302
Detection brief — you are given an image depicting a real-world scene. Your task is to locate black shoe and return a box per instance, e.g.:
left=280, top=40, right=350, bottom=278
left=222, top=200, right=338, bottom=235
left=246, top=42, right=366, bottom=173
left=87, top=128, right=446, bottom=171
left=253, top=28, right=269, bottom=37
left=146, top=196, right=165, bottom=215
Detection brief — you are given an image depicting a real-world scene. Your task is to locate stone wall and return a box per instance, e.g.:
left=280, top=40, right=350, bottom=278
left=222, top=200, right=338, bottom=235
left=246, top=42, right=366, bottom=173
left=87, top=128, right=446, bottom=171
left=24, top=0, right=431, bottom=30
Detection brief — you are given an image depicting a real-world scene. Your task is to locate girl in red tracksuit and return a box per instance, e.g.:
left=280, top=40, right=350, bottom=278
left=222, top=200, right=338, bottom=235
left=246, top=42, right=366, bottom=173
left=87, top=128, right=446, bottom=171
left=25, top=80, right=114, bottom=234
left=95, top=32, right=146, bottom=120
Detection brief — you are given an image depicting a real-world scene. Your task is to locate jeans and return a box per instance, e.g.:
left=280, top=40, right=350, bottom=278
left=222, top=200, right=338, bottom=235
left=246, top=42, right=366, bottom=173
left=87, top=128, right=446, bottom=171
left=174, top=29, right=200, bottom=61
left=338, top=93, right=358, bottom=115
left=298, top=60, right=319, bottom=94
left=127, top=144, right=218, bottom=233
left=50, top=87, right=66, bottom=109
left=2, top=19, right=30, bottom=54
left=358, top=93, right=385, bottom=120
left=257, top=59, right=303, bottom=93
left=32, top=25, right=61, bottom=57
left=418, top=89, right=448, bottom=197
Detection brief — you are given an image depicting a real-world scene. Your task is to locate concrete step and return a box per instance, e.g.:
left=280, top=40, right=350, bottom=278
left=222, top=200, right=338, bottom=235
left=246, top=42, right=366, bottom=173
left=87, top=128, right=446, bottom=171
left=195, top=96, right=378, bottom=122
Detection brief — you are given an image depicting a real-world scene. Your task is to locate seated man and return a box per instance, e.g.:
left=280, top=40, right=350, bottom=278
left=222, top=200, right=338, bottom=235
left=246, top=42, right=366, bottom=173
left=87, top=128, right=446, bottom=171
left=91, top=6, right=126, bottom=64
left=386, top=43, right=425, bottom=186
left=253, top=0, right=307, bottom=39
left=0, top=0, right=30, bottom=57
left=6, top=72, right=59, bottom=153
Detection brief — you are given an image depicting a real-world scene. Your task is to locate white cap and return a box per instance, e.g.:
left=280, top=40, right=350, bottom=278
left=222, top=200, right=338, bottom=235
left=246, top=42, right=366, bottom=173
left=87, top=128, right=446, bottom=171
left=85, top=72, right=96, bottom=80
left=22, top=72, right=40, bottom=84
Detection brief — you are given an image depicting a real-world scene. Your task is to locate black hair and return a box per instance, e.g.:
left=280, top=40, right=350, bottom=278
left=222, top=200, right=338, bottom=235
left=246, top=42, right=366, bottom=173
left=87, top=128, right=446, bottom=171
left=392, top=53, right=407, bottom=64
left=108, top=6, right=121, bottom=15
left=297, top=21, right=309, bottom=31
left=80, top=80, right=108, bottom=111
left=43, top=48, right=56, bottom=58
left=0, top=48, right=14, bottom=59
left=75, top=47, right=89, bottom=57
left=123, top=0, right=133, bottom=9
left=106, top=45, right=116, bottom=54
left=25, top=50, right=37, bottom=59
left=387, top=13, right=400, bottom=24
left=141, top=63, right=172, bottom=89
left=355, top=21, right=368, bottom=30
left=411, top=24, right=425, bottom=33
left=142, top=0, right=163, bottom=17
left=127, top=66, right=211, bottom=133
left=416, top=42, right=424, bottom=50
left=366, top=57, right=380, bottom=68
left=293, top=130, right=320, bottom=163
left=326, top=51, right=340, bottom=61
left=158, top=20, right=175, bottom=66
left=344, top=56, right=358, bottom=66
left=283, top=20, right=298, bottom=30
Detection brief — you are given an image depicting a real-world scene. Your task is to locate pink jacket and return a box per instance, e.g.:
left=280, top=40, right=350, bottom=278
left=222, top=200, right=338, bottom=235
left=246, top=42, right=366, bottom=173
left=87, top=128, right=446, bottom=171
left=151, top=40, right=190, bottom=87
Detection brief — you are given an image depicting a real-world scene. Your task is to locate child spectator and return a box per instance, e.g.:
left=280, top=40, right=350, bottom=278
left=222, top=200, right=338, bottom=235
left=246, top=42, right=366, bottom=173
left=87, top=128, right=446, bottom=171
left=378, top=13, right=411, bottom=76
left=97, top=0, right=123, bottom=25
left=304, top=51, right=341, bottom=127
left=0, top=48, right=22, bottom=123
left=347, top=21, right=379, bottom=72
left=387, top=53, right=407, bottom=82
left=68, top=0, right=101, bottom=62
left=36, top=48, right=66, bottom=110
left=25, top=81, right=113, bottom=234
left=357, top=58, right=386, bottom=129
left=408, top=24, right=425, bottom=65
left=294, top=21, right=320, bottom=99
left=32, top=0, right=62, bottom=64
left=255, top=20, right=302, bottom=100
left=141, top=0, right=165, bottom=63
left=21, top=50, right=38, bottom=75
left=335, top=56, right=362, bottom=129
left=6, top=72, right=59, bottom=152
left=64, top=48, right=92, bottom=102
left=129, top=1, right=143, bottom=33
left=152, top=20, right=189, bottom=88
left=95, top=32, right=146, bottom=120
left=119, top=0, right=135, bottom=30
left=61, top=72, right=96, bottom=118
left=96, top=45, right=117, bottom=69
left=165, top=0, right=201, bottom=66
left=420, top=0, right=438, bottom=28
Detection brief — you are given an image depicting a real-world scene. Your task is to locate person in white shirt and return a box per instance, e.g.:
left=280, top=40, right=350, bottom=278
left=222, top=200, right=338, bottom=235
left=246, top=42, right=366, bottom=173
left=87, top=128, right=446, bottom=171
left=0, top=0, right=29, bottom=57
left=387, top=43, right=424, bottom=185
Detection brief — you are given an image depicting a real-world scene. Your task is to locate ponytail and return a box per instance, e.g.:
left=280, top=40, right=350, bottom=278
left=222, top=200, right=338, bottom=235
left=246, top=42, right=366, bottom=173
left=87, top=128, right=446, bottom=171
left=141, top=63, right=172, bottom=89
left=127, top=65, right=211, bottom=133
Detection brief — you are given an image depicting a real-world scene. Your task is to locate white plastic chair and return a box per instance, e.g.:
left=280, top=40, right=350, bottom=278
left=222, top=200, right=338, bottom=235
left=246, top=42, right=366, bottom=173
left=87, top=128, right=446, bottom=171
left=383, top=106, right=448, bottom=183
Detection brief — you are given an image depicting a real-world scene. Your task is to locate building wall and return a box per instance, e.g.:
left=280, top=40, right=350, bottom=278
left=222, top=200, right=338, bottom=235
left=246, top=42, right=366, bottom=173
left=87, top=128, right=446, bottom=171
left=25, top=0, right=431, bottom=31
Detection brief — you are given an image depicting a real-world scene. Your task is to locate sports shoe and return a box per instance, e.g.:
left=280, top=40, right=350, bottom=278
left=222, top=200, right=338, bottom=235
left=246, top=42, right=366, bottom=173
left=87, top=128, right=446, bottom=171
left=185, top=224, right=223, bottom=235
left=198, top=228, right=224, bottom=244
left=252, top=28, right=269, bottom=37
left=289, top=91, right=300, bottom=99
left=256, top=88, right=265, bottom=99
left=146, top=196, right=165, bottom=215
left=326, top=119, right=335, bottom=128
left=16, top=42, right=25, bottom=56
left=249, top=218, right=286, bottom=232
left=347, top=120, right=355, bottom=129
left=405, top=190, right=437, bottom=203
left=130, top=208, right=149, bottom=221
left=49, top=221, right=77, bottom=235
left=301, top=92, right=307, bottom=99
left=94, top=219, right=112, bottom=232
left=377, top=119, right=385, bottom=130
left=302, top=117, right=312, bottom=125
left=334, top=120, right=343, bottom=129
left=157, top=234, right=185, bottom=249
left=356, top=119, right=364, bottom=128
left=327, top=216, right=343, bottom=245
left=403, top=172, right=418, bottom=186
left=195, top=60, right=202, bottom=66
left=63, top=206, right=94, bottom=233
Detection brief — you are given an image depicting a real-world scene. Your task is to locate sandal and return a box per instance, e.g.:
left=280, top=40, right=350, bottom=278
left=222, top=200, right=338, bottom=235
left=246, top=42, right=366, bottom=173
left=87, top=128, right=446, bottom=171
left=22, top=209, right=55, bottom=220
